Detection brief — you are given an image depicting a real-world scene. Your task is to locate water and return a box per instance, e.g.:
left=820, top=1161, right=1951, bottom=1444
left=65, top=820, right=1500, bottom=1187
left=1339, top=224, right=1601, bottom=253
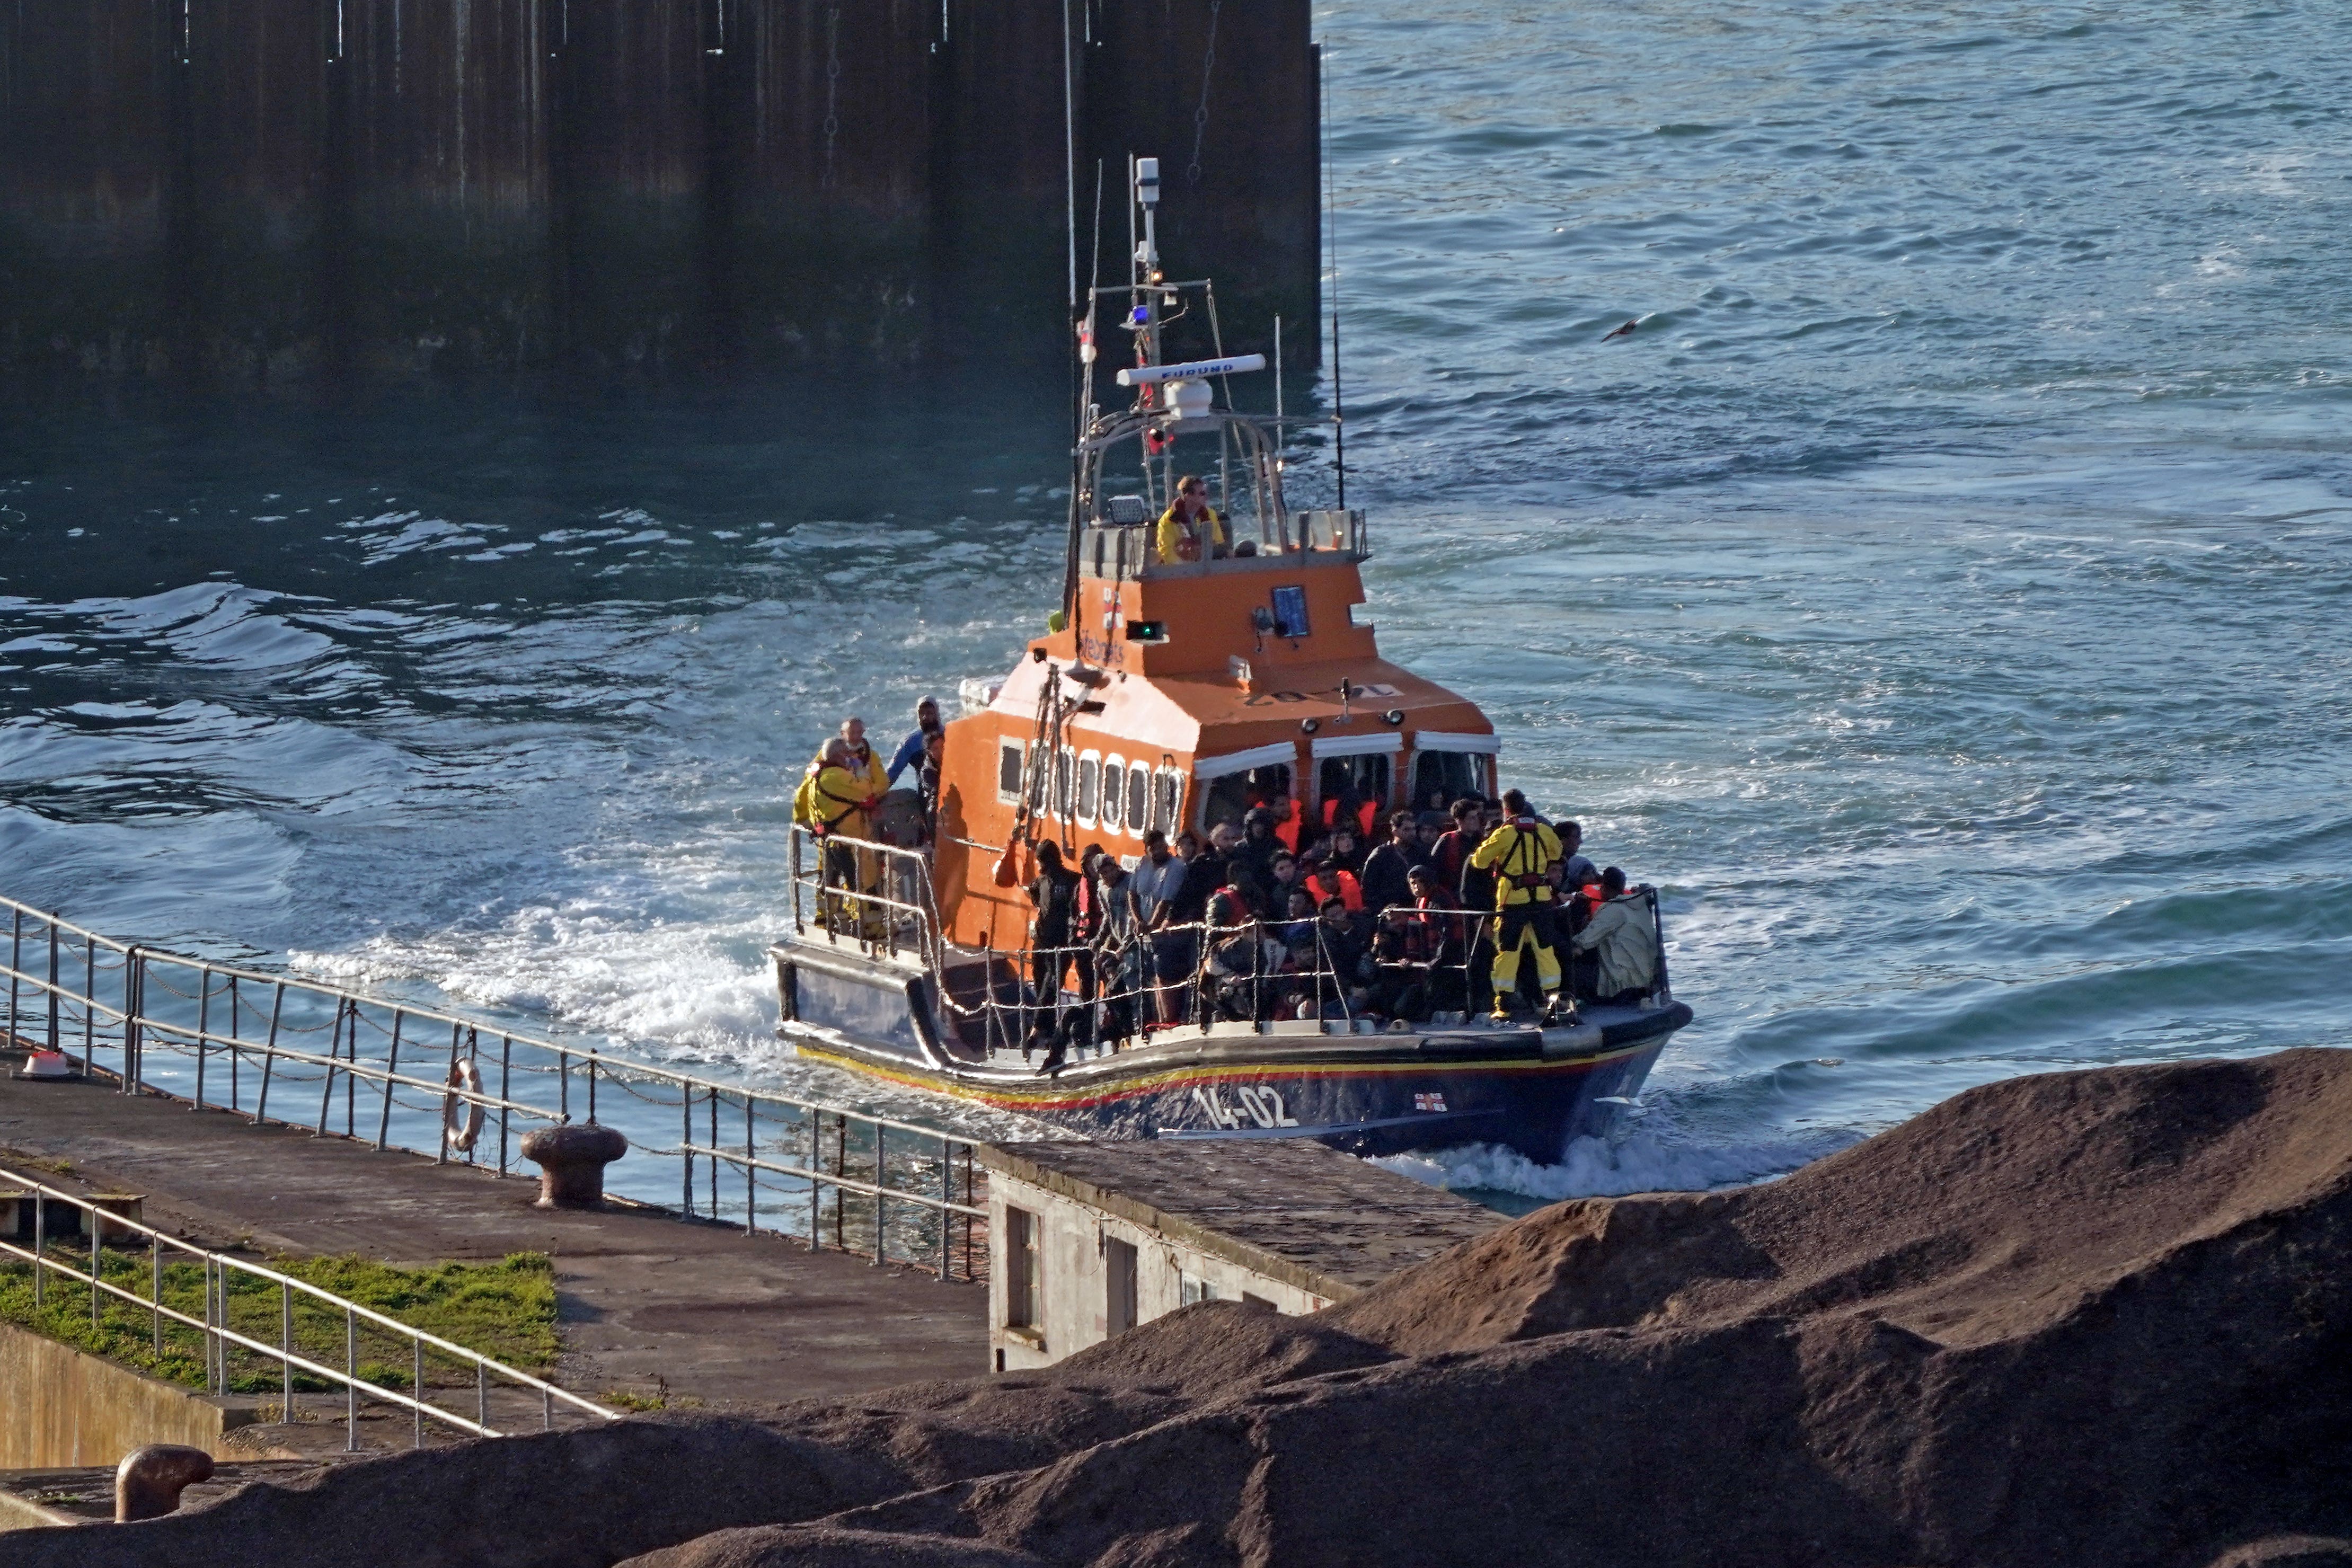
left=6, top=0, right=2350, bottom=1203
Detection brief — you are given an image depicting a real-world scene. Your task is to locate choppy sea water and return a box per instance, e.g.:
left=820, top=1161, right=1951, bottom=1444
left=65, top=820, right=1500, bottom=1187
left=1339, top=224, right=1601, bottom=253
left=5, top=0, right=2349, bottom=1204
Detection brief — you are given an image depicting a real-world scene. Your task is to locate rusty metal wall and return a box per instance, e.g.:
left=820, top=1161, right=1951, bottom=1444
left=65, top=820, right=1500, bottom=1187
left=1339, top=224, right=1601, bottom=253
left=0, top=0, right=1318, bottom=387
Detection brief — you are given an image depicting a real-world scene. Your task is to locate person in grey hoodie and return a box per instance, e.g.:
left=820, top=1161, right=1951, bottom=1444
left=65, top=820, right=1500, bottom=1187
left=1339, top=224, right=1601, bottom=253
left=1571, top=867, right=1658, bottom=1003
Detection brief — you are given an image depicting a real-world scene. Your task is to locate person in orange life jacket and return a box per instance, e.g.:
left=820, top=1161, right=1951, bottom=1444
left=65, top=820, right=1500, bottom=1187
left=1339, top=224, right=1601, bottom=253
left=1155, top=475, right=1231, bottom=564
left=885, top=696, right=942, bottom=787
left=1302, top=853, right=1363, bottom=913
left=1269, top=794, right=1303, bottom=855
left=1468, top=789, right=1571, bottom=1023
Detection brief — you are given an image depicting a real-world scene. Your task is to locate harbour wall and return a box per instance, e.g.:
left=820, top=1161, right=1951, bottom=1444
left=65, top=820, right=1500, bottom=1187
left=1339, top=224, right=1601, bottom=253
left=0, top=0, right=1319, bottom=388
left=0, top=1320, right=254, bottom=1470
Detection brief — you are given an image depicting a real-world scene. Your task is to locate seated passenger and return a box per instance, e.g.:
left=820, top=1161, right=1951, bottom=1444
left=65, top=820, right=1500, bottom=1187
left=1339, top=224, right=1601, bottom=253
left=1571, top=867, right=1659, bottom=1004
left=1206, top=915, right=1289, bottom=1023
left=1302, top=894, right=1372, bottom=1017
left=1154, top=475, right=1231, bottom=564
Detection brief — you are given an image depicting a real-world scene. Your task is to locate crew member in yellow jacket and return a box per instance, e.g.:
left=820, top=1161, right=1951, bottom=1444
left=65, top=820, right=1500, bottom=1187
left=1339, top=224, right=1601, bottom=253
left=1155, top=476, right=1231, bottom=564
left=794, top=738, right=881, bottom=933
left=1466, top=789, right=1570, bottom=1023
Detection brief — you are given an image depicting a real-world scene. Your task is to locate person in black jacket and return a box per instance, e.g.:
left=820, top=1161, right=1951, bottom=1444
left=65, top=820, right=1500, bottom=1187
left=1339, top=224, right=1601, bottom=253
left=1357, top=809, right=1420, bottom=914
left=1026, top=841, right=1080, bottom=1059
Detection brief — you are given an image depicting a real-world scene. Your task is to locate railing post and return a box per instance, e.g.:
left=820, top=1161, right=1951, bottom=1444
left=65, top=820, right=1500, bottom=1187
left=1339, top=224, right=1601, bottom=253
left=199, top=1256, right=211, bottom=1388
left=254, top=982, right=286, bottom=1125
left=228, top=976, right=241, bottom=1114
left=744, top=1094, right=755, bottom=1236
left=91, top=1222, right=103, bottom=1328
left=6, top=906, right=20, bottom=1047
left=413, top=1340, right=425, bottom=1448
left=151, top=1233, right=163, bottom=1353
left=559, top=1051, right=570, bottom=1124
left=808, top=1111, right=821, bottom=1251
left=318, top=998, right=346, bottom=1135
left=874, top=1122, right=886, bottom=1265
left=125, top=945, right=144, bottom=1091
left=346, top=1309, right=358, bottom=1451
left=498, top=1036, right=512, bottom=1176
left=476, top=1359, right=487, bottom=1431
left=938, top=1135, right=950, bottom=1281
left=47, top=918, right=60, bottom=1053
left=707, top=1088, right=718, bottom=1218
left=89, top=934, right=101, bottom=1082
left=587, top=1055, right=597, bottom=1124
left=682, top=1088, right=694, bottom=1218
left=281, top=1280, right=294, bottom=1414
left=438, top=1024, right=461, bottom=1164
left=377, top=1009, right=403, bottom=1150
left=195, top=970, right=211, bottom=1110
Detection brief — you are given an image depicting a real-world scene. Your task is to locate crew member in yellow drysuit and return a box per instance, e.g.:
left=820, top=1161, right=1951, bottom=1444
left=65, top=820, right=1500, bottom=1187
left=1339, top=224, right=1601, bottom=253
left=1466, top=789, right=1570, bottom=1024
left=794, top=738, right=881, bottom=934
left=1155, top=476, right=1230, bottom=564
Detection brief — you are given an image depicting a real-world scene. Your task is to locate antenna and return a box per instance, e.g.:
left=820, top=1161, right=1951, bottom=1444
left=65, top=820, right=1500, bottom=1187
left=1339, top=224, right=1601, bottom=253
left=1322, top=46, right=1345, bottom=510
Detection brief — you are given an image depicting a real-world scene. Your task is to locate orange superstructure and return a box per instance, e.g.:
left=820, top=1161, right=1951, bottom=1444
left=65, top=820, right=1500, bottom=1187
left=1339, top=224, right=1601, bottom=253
left=931, top=528, right=1496, bottom=953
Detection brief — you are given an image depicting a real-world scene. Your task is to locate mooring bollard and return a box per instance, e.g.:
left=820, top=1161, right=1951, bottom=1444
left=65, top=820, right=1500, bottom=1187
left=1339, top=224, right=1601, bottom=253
left=519, top=1124, right=628, bottom=1209
left=116, top=1444, right=214, bottom=1522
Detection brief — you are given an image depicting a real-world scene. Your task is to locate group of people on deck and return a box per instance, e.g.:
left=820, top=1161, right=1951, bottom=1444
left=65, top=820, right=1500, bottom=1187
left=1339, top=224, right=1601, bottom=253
left=1017, top=786, right=1660, bottom=1064
left=790, top=703, right=947, bottom=931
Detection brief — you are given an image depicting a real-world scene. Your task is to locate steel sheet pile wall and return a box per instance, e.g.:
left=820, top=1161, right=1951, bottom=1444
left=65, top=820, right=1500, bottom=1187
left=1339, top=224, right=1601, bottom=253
left=0, top=0, right=1316, bottom=387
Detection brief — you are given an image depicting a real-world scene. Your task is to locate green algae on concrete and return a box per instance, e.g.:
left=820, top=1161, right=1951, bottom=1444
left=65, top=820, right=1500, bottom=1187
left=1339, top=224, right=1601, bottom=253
left=0, top=1248, right=557, bottom=1393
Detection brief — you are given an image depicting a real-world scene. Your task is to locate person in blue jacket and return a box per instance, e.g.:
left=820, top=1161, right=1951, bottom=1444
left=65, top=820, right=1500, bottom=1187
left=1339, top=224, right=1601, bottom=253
left=886, top=696, right=943, bottom=787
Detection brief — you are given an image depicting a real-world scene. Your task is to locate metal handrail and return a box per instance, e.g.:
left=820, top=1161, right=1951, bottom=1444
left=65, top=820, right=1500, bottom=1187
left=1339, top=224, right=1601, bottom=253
left=0, top=1163, right=615, bottom=1447
left=2, top=896, right=989, bottom=1283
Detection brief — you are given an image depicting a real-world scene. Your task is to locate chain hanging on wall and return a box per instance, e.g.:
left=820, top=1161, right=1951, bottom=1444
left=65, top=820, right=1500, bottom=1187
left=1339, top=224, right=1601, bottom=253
left=821, top=5, right=844, bottom=191
left=1187, top=0, right=1221, bottom=187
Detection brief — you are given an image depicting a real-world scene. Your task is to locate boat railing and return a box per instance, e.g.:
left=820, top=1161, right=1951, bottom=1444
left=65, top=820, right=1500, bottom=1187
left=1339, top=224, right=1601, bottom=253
left=786, top=825, right=950, bottom=974
left=906, top=885, right=1670, bottom=1059
left=0, top=894, right=988, bottom=1283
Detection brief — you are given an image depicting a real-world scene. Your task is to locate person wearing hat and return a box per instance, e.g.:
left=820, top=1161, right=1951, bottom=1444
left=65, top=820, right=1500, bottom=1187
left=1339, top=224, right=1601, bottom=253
left=1154, top=475, right=1230, bottom=564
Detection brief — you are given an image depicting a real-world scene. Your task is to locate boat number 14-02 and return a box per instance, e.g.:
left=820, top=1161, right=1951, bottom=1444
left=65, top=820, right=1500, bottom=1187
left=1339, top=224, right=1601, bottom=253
left=1192, top=1084, right=1301, bottom=1130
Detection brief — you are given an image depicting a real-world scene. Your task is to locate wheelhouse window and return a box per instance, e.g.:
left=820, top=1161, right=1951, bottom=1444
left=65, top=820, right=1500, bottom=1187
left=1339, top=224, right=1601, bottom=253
left=997, top=739, right=1024, bottom=803
left=1126, top=763, right=1151, bottom=834
left=1317, top=754, right=1391, bottom=835
left=1052, top=747, right=1076, bottom=820
left=1152, top=769, right=1184, bottom=836
left=1076, top=752, right=1101, bottom=825
left=1200, top=764, right=1292, bottom=834
left=1412, top=749, right=1488, bottom=810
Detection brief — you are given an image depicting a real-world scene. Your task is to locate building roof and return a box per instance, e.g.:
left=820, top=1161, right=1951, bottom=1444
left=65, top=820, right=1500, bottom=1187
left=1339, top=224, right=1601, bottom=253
left=976, top=1137, right=1508, bottom=1302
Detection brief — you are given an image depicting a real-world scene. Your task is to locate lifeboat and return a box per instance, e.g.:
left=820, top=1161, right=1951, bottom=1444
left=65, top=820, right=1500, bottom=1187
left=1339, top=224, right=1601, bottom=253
left=768, top=157, right=1691, bottom=1162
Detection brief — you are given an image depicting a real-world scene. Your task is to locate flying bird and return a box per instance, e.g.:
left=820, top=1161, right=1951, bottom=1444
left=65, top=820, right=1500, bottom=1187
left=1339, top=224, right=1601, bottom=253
left=1601, top=318, right=1639, bottom=341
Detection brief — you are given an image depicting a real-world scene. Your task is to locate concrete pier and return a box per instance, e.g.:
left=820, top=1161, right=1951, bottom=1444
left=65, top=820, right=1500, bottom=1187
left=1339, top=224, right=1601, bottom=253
left=0, top=1065, right=986, bottom=1434
left=0, top=0, right=1321, bottom=386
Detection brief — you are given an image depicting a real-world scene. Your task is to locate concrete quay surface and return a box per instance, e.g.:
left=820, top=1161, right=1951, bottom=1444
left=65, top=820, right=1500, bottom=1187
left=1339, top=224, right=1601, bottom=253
left=0, top=1062, right=986, bottom=1415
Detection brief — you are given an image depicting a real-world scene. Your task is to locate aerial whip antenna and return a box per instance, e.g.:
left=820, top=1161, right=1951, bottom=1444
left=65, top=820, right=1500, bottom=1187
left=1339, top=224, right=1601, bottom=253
left=1322, top=42, right=1346, bottom=510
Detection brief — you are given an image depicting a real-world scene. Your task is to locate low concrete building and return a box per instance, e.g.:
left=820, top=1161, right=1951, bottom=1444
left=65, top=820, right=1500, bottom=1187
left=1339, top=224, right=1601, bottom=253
left=977, top=1139, right=1507, bottom=1371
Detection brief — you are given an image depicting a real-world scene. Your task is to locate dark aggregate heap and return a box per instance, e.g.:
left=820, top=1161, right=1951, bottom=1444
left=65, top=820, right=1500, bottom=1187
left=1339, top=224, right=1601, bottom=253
left=30, top=1049, right=2352, bottom=1568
